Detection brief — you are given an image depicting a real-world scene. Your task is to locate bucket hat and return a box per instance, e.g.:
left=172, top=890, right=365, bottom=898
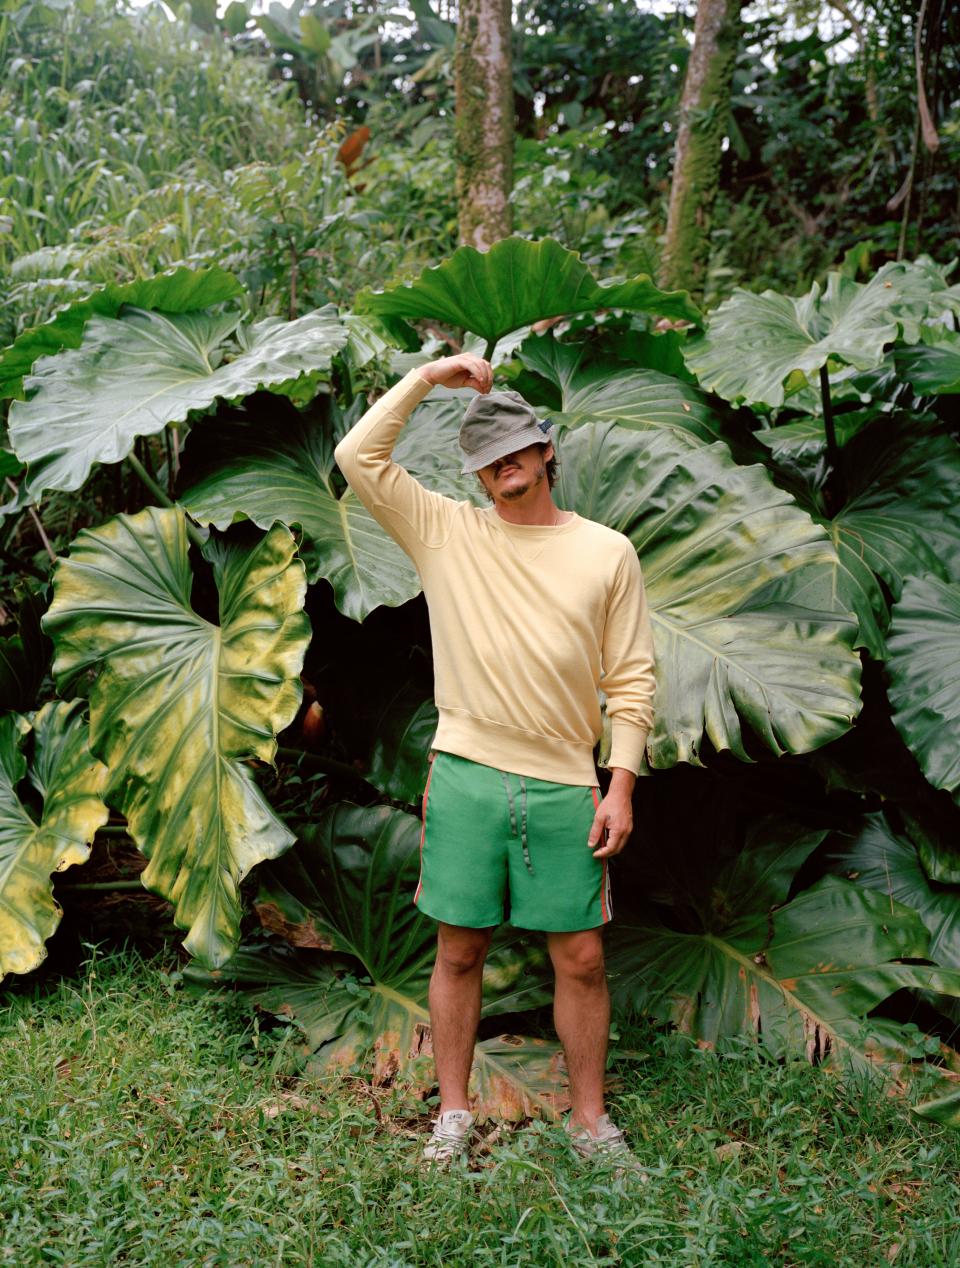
left=458, top=390, right=554, bottom=474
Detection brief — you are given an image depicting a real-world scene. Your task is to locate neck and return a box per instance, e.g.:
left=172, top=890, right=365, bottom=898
left=492, top=487, right=567, bottom=526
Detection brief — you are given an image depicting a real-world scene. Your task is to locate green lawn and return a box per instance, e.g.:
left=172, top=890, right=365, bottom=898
left=1, top=949, right=957, bottom=1267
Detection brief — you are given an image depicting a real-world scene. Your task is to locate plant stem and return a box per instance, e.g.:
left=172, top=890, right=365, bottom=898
left=56, top=879, right=146, bottom=894
left=819, top=364, right=846, bottom=515
left=275, top=746, right=370, bottom=783
left=819, top=365, right=838, bottom=463
left=126, top=453, right=208, bottom=551
left=5, top=479, right=57, bottom=563
left=483, top=337, right=496, bottom=361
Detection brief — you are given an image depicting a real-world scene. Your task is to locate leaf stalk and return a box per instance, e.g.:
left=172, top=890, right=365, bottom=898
left=125, top=452, right=207, bottom=551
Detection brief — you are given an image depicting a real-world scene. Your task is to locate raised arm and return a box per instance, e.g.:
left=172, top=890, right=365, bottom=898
left=333, top=354, right=492, bottom=559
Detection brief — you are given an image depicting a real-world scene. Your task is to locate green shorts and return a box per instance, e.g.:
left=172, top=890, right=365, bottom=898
left=414, top=751, right=612, bottom=932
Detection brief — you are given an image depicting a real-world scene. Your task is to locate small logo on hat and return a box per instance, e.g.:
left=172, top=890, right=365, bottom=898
left=537, top=418, right=551, bottom=433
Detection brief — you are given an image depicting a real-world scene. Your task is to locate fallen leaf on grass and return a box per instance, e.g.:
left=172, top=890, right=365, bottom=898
left=258, top=1092, right=325, bottom=1118
left=714, top=1140, right=745, bottom=1162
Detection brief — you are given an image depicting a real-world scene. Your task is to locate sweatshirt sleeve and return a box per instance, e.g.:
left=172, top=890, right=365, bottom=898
left=333, top=367, right=458, bottom=560
left=600, top=544, right=657, bottom=774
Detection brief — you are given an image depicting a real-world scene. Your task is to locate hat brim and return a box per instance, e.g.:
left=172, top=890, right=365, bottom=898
left=460, top=427, right=554, bottom=474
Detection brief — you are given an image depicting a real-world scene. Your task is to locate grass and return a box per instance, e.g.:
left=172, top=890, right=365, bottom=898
left=1, top=949, right=959, bottom=1267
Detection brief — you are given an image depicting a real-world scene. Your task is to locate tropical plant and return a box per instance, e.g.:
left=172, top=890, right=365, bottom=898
left=1, top=210, right=958, bottom=1129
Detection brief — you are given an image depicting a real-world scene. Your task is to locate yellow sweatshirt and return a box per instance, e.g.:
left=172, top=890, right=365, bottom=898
left=334, top=368, right=656, bottom=786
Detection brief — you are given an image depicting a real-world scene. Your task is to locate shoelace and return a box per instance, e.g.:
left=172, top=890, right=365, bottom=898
left=500, top=772, right=533, bottom=874
left=428, top=1118, right=472, bottom=1149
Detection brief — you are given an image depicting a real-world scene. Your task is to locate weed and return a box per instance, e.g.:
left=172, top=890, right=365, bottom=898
left=1, top=948, right=958, bottom=1266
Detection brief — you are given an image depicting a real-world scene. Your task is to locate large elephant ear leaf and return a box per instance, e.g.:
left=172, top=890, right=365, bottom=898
left=556, top=423, right=862, bottom=765
left=363, top=684, right=438, bottom=805
left=180, top=391, right=481, bottom=622
left=684, top=261, right=944, bottom=407
left=796, top=419, right=960, bottom=660
left=826, top=811, right=960, bottom=973
left=10, top=303, right=347, bottom=501
left=896, top=328, right=960, bottom=395
left=0, top=701, right=108, bottom=978
left=194, top=803, right=559, bottom=1112
left=886, top=574, right=960, bottom=804
left=358, top=237, right=700, bottom=348
left=41, top=507, right=311, bottom=967
left=0, top=589, right=51, bottom=712
left=0, top=264, right=243, bottom=401
left=179, top=406, right=419, bottom=621
left=517, top=334, right=723, bottom=448
left=607, top=825, right=960, bottom=1099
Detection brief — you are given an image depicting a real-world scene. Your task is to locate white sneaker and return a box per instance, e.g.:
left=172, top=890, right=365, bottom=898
left=422, top=1108, right=475, bottom=1165
left=564, top=1113, right=648, bottom=1179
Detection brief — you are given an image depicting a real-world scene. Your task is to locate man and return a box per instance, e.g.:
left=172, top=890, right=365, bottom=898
left=334, top=352, right=656, bottom=1169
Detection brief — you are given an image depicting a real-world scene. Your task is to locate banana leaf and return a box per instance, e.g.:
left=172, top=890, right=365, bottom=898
left=42, top=508, right=311, bottom=967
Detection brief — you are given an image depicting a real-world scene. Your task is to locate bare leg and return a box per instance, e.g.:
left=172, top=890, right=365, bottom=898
left=548, top=927, right=609, bottom=1133
left=429, top=922, right=494, bottom=1113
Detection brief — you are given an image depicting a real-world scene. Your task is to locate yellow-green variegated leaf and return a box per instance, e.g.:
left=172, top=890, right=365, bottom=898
left=42, top=508, right=311, bottom=967
left=0, top=701, right=108, bottom=978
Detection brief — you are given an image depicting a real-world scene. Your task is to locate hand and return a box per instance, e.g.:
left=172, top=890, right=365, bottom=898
left=588, top=769, right=635, bottom=858
left=418, top=353, right=492, bottom=393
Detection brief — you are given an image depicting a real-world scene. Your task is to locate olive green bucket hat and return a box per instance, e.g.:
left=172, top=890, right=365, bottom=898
left=458, top=390, right=555, bottom=474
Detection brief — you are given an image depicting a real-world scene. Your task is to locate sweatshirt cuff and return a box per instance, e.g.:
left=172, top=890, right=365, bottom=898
left=607, top=722, right=649, bottom=775
left=377, top=365, right=434, bottom=414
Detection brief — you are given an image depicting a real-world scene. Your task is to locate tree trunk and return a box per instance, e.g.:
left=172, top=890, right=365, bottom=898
left=454, top=0, right=514, bottom=249
left=660, top=0, right=744, bottom=298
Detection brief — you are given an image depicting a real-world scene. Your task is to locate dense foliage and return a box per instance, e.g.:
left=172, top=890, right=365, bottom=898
left=1, top=0, right=959, bottom=1130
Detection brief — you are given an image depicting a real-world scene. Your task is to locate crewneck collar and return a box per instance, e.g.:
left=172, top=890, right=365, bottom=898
left=482, top=506, right=581, bottom=534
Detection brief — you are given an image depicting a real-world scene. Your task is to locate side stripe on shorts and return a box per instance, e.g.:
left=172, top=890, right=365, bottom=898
left=591, top=785, right=612, bottom=922
left=414, top=757, right=436, bottom=905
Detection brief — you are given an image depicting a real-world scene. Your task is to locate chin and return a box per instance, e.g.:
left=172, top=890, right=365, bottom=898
left=500, top=484, right=530, bottom=501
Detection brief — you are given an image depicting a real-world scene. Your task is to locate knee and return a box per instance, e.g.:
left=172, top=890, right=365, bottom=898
left=436, top=927, right=491, bottom=975
left=551, top=937, right=606, bottom=986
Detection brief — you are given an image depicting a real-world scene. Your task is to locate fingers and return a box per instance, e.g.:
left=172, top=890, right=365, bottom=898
left=458, top=353, right=492, bottom=393
left=587, top=808, right=606, bottom=850
left=591, top=831, right=626, bottom=859
left=427, top=354, right=493, bottom=392
left=588, top=812, right=631, bottom=858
